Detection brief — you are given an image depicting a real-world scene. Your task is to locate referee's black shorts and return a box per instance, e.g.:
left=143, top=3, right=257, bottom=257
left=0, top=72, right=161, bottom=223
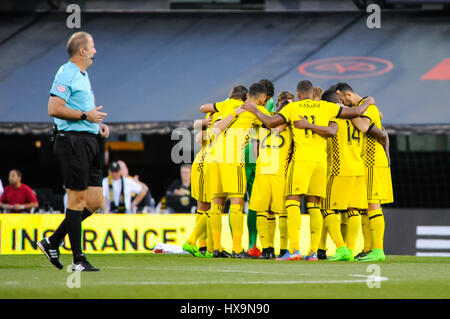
left=54, top=131, right=103, bottom=191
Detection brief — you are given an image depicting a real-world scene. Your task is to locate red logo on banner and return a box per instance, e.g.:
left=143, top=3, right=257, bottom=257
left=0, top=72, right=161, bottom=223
left=298, top=56, right=393, bottom=79
left=421, top=58, right=450, bottom=80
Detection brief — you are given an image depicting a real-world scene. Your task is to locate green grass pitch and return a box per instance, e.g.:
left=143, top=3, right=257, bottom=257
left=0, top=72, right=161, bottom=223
left=0, top=254, right=449, bottom=299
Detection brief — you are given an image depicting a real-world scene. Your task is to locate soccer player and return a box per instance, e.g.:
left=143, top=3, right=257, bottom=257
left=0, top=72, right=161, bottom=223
left=242, top=80, right=375, bottom=261
left=249, top=95, right=293, bottom=259
left=183, top=114, right=214, bottom=257
left=204, top=83, right=271, bottom=258
left=38, top=32, right=109, bottom=271
left=199, top=85, right=251, bottom=258
left=335, top=83, right=392, bottom=262
left=313, top=89, right=368, bottom=261
left=185, top=102, right=247, bottom=257
left=245, top=79, right=276, bottom=257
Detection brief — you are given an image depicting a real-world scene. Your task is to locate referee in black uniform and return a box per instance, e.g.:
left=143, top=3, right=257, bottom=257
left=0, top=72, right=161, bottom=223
left=38, top=32, right=109, bottom=271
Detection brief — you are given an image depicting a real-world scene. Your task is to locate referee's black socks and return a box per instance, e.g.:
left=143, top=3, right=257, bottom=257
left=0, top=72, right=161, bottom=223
left=48, top=208, right=93, bottom=248
left=65, top=209, right=83, bottom=258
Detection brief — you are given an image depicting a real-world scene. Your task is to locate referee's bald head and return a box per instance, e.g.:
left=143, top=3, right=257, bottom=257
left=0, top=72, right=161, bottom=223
left=67, top=31, right=93, bottom=58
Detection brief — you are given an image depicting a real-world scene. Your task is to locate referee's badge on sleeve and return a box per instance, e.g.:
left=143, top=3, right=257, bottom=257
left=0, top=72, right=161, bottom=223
left=57, top=84, right=67, bottom=93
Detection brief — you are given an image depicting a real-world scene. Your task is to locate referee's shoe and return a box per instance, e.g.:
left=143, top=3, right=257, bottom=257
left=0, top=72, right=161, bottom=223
left=37, top=237, right=63, bottom=270
left=72, top=254, right=99, bottom=272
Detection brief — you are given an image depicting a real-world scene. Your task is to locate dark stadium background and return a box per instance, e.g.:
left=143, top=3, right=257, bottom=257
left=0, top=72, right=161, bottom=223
left=0, top=0, right=449, bottom=255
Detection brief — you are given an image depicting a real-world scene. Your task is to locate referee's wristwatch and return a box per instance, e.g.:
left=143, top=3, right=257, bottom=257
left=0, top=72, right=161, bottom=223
left=80, top=112, right=87, bottom=121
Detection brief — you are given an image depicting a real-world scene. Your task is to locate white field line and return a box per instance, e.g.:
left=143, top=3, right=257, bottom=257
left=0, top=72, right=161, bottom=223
left=88, top=275, right=389, bottom=286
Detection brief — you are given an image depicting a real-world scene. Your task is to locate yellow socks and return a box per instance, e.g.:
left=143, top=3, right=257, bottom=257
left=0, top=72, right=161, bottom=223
left=267, top=212, right=276, bottom=248
left=346, top=210, right=361, bottom=251
left=278, top=212, right=288, bottom=251
left=307, top=202, right=322, bottom=254
left=256, top=211, right=269, bottom=249
left=368, top=208, right=385, bottom=250
left=322, top=210, right=345, bottom=248
left=318, top=217, right=328, bottom=251
left=340, top=211, right=348, bottom=244
left=187, top=210, right=206, bottom=245
left=229, top=204, right=244, bottom=253
left=286, top=199, right=301, bottom=252
left=360, top=210, right=373, bottom=253
left=210, top=203, right=223, bottom=251
left=206, top=210, right=214, bottom=253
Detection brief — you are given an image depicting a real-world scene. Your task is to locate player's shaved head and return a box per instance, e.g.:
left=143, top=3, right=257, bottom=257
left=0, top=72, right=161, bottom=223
left=229, top=85, right=248, bottom=101
left=335, top=82, right=354, bottom=93
left=249, top=82, right=267, bottom=98
left=321, top=90, right=341, bottom=104
left=297, top=80, right=314, bottom=94
left=334, top=82, right=360, bottom=106
left=258, top=79, right=274, bottom=98
left=67, top=31, right=92, bottom=58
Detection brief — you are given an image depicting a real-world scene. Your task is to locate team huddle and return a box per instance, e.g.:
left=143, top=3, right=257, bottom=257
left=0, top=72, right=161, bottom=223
left=183, top=79, right=393, bottom=262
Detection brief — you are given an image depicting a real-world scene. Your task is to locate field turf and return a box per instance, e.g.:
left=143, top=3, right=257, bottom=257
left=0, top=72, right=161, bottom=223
left=0, top=254, right=449, bottom=299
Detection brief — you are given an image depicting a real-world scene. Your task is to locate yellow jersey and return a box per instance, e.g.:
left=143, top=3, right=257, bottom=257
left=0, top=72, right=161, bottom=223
left=194, top=112, right=222, bottom=165
left=256, top=125, right=293, bottom=176
left=278, top=99, right=342, bottom=164
left=327, top=117, right=364, bottom=176
left=213, top=103, right=271, bottom=165
left=358, top=100, right=389, bottom=168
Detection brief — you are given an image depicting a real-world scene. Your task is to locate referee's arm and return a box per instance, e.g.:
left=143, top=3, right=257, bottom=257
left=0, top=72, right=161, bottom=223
left=48, top=95, right=107, bottom=123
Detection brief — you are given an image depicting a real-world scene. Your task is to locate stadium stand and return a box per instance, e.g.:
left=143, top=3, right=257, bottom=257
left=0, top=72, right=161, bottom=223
left=0, top=5, right=449, bottom=208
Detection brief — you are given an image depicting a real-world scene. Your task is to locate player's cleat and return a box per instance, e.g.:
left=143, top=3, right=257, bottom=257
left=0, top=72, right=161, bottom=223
left=204, top=251, right=214, bottom=258
left=277, top=249, right=288, bottom=258
left=328, top=247, right=351, bottom=261
left=276, top=249, right=302, bottom=261
left=303, top=251, right=318, bottom=261
left=247, top=246, right=262, bottom=258
left=213, top=250, right=230, bottom=258
left=268, top=247, right=276, bottom=259
left=194, top=247, right=207, bottom=257
left=232, top=251, right=257, bottom=259
left=347, top=249, right=354, bottom=261
left=71, top=254, right=99, bottom=272
left=258, top=248, right=272, bottom=259
left=182, top=242, right=199, bottom=256
left=317, top=249, right=327, bottom=260
left=357, top=249, right=386, bottom=262
left=194, top=250, right=205, bottom=258
left=37, top=237, right=63, bottom=270
left=354, top=250, right=370, bottom=260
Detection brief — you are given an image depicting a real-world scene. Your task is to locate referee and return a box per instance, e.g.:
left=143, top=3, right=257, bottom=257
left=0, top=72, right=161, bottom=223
left=38, top=32, right=109, bottom=271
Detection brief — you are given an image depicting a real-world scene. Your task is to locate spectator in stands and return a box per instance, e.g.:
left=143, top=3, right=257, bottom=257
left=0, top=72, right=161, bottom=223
left=164, top=164, right=195, bottom=213
left=0, top=169, right=39, bottom=213
left=118, top=160, right=153, bottom=211
left=102, top=161, right=147, bottom=214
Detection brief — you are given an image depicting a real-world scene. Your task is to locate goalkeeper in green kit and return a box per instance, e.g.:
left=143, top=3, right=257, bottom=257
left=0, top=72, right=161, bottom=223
left=246, top=79, right=276, bottom=257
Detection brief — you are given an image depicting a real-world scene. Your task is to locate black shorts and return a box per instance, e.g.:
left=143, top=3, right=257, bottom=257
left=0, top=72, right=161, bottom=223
left=54, top=131, right=103, bottom=191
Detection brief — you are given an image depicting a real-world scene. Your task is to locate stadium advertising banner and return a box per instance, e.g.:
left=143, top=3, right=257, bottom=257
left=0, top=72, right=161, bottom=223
left=0, top=214, right=350, bottom=255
